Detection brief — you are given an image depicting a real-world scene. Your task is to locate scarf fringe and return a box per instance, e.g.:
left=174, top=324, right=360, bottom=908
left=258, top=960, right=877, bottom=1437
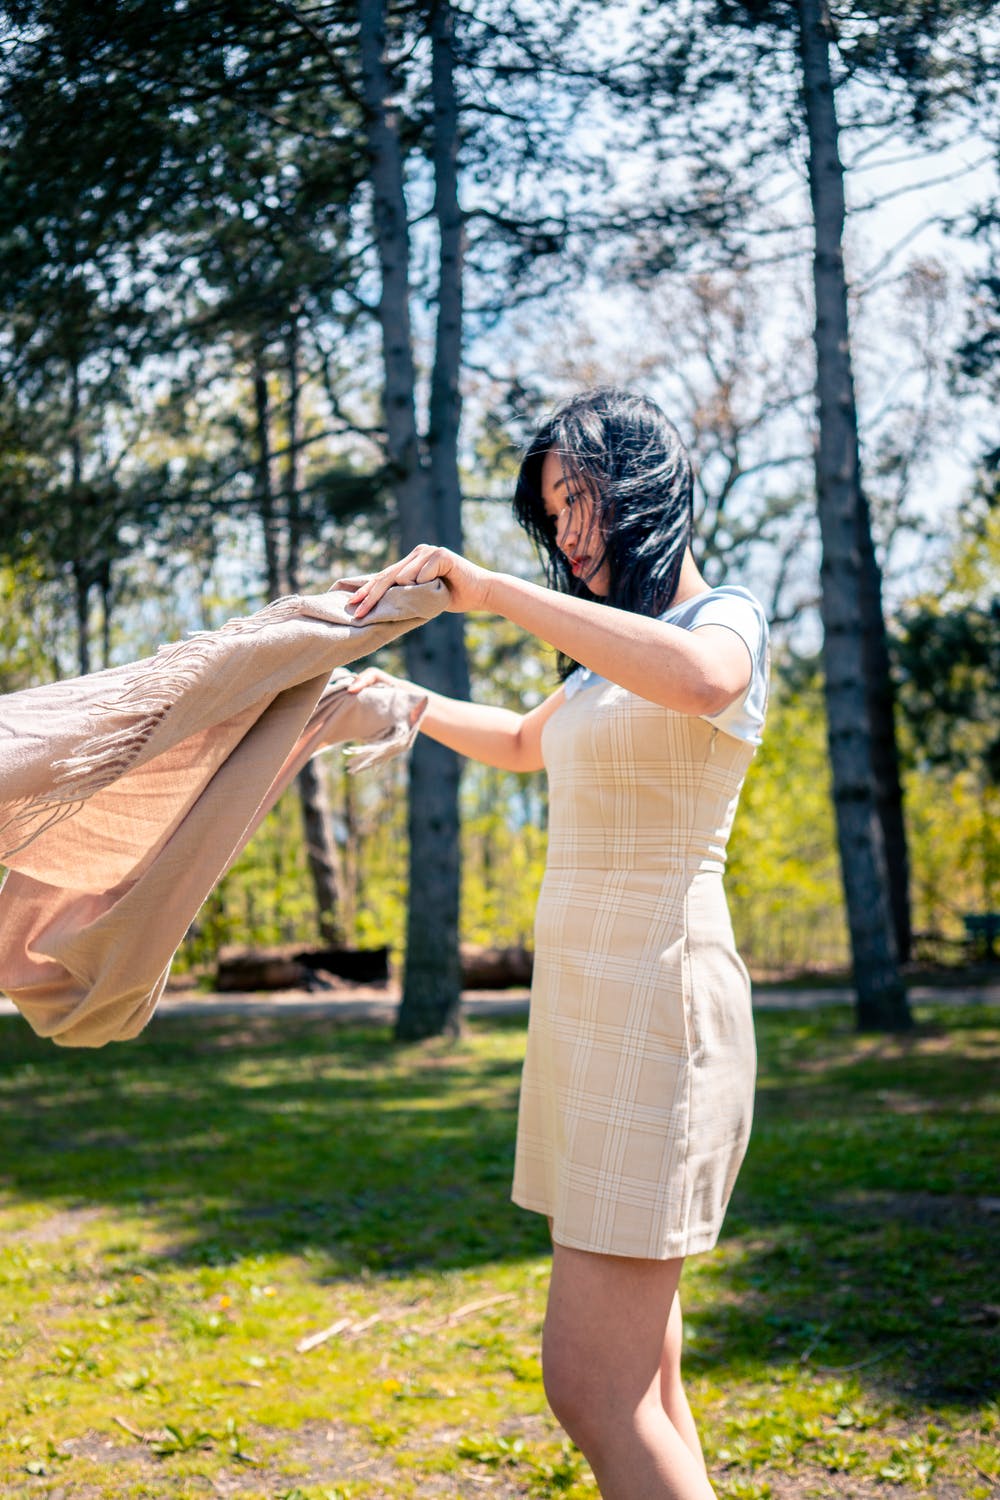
left=343, top=698, right=427, bottom=773
left=0, top=795, right=87, bottom=861
left=0, top=596, right=394, bottom=862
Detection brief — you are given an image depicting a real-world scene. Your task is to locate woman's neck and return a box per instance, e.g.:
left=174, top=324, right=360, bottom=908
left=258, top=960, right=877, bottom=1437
left=671, top=549, right=710, bottom=606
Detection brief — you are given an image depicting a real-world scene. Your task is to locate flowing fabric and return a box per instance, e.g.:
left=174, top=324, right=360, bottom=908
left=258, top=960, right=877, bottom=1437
left=0, top=582, right=446, bottom=1047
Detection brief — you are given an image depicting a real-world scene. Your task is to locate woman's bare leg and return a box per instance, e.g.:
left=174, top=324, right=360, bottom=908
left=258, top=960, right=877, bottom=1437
left=660, top=1292, right=708, bottom=1475
left=542, top=1244, right=716, bottom=1500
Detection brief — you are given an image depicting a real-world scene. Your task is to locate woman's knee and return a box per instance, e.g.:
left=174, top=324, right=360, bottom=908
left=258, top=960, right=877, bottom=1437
left=542, top=1245, right=683, bottom=1446
left=542, top=1318, right=652, bottom=1454
left=544, top=1332, right=671, bottom=1470
left=541, top=1327, right=593, bottom=1441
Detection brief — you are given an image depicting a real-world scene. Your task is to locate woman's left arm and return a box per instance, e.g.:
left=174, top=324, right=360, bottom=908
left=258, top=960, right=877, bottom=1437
left=480, top=571, right=751, bottom=715
left=334, top=546, right=750, bottom=716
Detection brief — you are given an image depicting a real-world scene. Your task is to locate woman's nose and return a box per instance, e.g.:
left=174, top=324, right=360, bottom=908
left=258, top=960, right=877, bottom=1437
left=556, top=507, right=576, bottom=548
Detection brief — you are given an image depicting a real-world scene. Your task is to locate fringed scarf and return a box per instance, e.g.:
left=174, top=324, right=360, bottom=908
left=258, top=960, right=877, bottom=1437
left=0, top=582, right=446, bottom=1046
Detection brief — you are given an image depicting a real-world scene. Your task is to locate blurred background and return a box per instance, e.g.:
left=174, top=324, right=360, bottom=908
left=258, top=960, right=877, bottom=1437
left=1, top=0, right=997, bottom=1032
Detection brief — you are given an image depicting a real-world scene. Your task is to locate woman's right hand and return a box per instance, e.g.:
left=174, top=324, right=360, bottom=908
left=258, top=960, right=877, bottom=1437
left=333, top=543, right=492, bottom=619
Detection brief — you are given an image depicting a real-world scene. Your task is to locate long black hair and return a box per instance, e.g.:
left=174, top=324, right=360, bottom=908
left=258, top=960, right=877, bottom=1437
left=513, top=388, right=694, bottom=630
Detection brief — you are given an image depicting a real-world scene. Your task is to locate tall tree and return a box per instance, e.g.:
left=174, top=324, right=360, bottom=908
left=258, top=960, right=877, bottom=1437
left=0, top=10, right=171, bottom=673
left=358, top=0, right=471, bottom=1038
left=1, top=0, right=365, bottom=938
left=284, top=318, right=347, bottom=943
left=622, top=0, right=999, bottom=1023
left=795, top=0, right=909, bottom=1027
left=787, top=0, right=997, bottom=993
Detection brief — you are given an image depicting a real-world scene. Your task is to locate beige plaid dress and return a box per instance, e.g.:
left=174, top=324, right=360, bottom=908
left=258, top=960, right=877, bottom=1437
left=512, top=674, right=759, bottom=1260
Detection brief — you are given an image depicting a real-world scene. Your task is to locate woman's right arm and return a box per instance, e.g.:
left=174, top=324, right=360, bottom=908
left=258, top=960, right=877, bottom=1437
left=347, top=669, right=563, bottom=773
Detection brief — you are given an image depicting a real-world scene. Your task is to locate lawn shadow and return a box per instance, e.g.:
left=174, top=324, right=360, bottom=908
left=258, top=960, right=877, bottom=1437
left=1, top=1001, right=996, bottom=1415
left=0, top=1008, right=550, bottom=1275
left=685, top=1005, right=999, bottom=1414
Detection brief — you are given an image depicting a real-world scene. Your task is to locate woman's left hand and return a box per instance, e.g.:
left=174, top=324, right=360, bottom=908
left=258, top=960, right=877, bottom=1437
left=332, top=544, right=492, bottom=619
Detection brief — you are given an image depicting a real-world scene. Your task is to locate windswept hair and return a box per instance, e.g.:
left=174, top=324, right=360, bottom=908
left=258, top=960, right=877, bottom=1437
left=513, top=389, right=694, bottom=649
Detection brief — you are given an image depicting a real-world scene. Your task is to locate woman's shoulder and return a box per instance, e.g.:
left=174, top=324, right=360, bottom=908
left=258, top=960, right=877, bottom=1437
left=661, top=583, right=768, bottom=646
left=662, top=585, right=770, bottom=744
left=662, top=582, right=764, bottom=620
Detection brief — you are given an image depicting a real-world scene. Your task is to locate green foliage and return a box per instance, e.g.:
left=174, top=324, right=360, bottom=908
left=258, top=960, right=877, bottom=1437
left=905, top=765, right=999, bottom=939
left=0, top=0, right=383, bottom=674
left=0, top=563, right=59, bottom=692
left=896, top=601, right=1000, bottom=781
left=727, top=665, right=849, bottom=972
left=178, top=794, right=325, bottom=971
left=461, top=764, right=548, bottom=949
left=894, top=495, right=1000, bottom=925
left=895, top=499, right=1000, bottom=779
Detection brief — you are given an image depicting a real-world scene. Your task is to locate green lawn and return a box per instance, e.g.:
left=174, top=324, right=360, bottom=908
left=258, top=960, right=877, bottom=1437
left=0, top=1000, right=997, bottom=1499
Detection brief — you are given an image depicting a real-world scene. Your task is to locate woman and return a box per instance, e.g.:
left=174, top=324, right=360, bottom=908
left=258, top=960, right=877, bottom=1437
left=338, top=388, right=769, bottom=1500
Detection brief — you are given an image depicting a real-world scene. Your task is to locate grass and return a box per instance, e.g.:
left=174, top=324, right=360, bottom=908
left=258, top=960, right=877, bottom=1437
left=0, top=999, right=997, bottom=1499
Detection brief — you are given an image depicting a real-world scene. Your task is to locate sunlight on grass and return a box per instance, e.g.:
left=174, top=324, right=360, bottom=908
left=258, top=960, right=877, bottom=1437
left=1, top=1003, right=996, bottom=1498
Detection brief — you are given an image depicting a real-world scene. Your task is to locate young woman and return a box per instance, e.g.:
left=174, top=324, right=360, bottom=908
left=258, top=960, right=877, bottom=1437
left=337, top=388, right=769, bottom=1500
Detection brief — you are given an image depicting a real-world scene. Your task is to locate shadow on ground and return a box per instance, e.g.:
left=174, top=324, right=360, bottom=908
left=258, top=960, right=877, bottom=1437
left=0, top=1010, right=548, bottom=1271
left=1, top=1002, right=996, bottom=1412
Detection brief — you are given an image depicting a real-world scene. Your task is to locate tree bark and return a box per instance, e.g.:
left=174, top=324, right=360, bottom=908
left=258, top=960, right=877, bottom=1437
left=359, top=0, right=467, bottom=1039
left=795, top=0, right=911, bottom=1030
left=99, top=563, right=112, bottom=670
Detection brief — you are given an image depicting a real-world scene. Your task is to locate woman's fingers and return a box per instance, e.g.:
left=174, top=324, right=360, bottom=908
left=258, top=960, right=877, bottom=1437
left=331, top=544, right=483, bottom=619
left=329, top=571, right=389, bottom=614
left=349, top=573, right=397, bottom=617
left=343, top=546, right=443, bottom=618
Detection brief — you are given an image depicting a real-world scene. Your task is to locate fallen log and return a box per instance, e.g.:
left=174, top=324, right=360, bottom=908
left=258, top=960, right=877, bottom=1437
left=215, top=952, right=311, bottom=992
left=294, top=945, right=390, bottom=983
left=459, top=944, right=533, bottom=989
left=215, top=944, right=391, bottom=992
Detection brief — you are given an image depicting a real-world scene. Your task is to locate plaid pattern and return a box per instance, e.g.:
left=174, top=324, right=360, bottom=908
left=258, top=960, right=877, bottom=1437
left=512, top=682, right=758, bottom=1259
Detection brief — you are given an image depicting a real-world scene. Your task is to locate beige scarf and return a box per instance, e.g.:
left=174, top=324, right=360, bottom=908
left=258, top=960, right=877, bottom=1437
left=0, top=582, right=446, bottom=1047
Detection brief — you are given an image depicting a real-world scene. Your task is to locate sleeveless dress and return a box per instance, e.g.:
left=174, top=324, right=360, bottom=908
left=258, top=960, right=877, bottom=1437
left=511, top=588, right=767, bottom=1260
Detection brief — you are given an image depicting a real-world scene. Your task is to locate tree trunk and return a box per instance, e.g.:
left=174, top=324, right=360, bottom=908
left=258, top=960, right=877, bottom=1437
left=284, top=318, right=304, bottom=591
left=856, top=511, right=912, bottom=961
left=68, top=362, right=90, bottom=677
left=795, top=0, right=911, bottom=1031
left=359, top=0, right=466, bottom=1039
left=99, top=562, right=112, bottom=670
left=397, top=0, right=470, bottom=1039
left=284, top=318, right=346, bottom=944
left=253, top=348, right=282, bottom=600
left=73, top=563, right=90, bottom=678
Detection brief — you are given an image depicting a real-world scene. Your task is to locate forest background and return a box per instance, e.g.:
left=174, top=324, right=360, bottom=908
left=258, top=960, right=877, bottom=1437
left=1, top=0, right=998, bottom=1039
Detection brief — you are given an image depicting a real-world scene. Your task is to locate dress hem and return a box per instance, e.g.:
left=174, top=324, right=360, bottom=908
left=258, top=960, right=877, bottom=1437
left=511, top=1191, right=723, bottom=1261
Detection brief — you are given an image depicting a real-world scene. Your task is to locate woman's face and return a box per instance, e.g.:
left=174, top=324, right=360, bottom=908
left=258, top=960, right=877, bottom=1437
left=540, top=447, right=611, bottom=597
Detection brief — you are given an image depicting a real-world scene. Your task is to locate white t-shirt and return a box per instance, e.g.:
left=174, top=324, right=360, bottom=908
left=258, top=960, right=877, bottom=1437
left=563, top=584, right=770, bottom=745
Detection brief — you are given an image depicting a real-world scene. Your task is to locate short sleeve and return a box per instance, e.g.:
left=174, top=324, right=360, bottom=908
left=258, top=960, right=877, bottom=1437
left=666, top=587, right=770, bottom=744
